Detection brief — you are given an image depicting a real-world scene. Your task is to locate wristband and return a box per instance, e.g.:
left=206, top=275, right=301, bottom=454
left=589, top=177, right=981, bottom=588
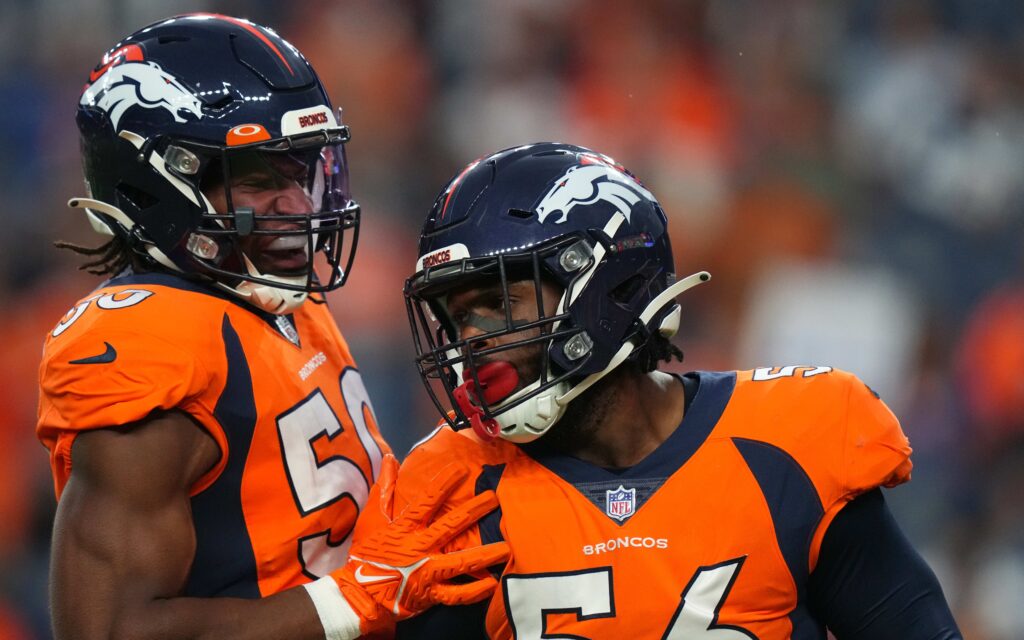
left=303, top=576, right=363, bottom=640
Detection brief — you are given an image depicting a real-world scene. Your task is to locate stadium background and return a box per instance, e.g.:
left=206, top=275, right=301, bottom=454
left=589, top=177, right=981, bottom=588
left=0, top=0, right=1021, bottom=637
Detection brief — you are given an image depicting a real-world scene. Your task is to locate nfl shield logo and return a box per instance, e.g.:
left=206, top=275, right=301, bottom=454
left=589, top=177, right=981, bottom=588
left=605, top=485, right=636, bottom=522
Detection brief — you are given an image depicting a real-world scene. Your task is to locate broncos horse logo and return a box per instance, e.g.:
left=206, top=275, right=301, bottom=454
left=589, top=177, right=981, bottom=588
left=81, top=61, right=203, bottom=130
left=534, top=163, right=656, bottom=225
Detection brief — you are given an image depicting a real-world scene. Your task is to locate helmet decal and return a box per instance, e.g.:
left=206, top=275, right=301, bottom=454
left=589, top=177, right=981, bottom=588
left=535, top=163, right=656, bottom=225
left=415, top=243, right=470, bottom=272
left=280, top=105, right=338, bottom=136
left=81, top=61, right=203, bottom=130
left=88, top=44, right=144, bottom=83
left=226, top=123, right=271, bottom=146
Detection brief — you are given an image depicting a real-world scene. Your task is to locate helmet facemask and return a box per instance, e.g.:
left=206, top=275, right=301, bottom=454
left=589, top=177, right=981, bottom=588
left=403, top=142, right=714, bottom=443
left=406, top=235, right=598, bottom=442
left=178, top=127, right=359, bottom=312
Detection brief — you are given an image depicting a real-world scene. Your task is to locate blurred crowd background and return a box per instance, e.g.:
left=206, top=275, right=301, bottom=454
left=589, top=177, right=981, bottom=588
left=1, top=0, right=1022, bottom=637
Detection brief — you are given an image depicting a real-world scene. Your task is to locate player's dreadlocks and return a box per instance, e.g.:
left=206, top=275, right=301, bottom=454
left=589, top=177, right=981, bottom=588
left=634, top=333, right=685, bottom=373
left=54, top=236, right=148, bottom=277
left=54, top=234, right=333, bottom=306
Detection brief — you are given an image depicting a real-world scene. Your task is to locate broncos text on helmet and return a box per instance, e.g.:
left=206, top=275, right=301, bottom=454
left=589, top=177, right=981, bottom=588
left=75, top=13, right=359, bottom=314
left=404, top=142, right=710, bottom=443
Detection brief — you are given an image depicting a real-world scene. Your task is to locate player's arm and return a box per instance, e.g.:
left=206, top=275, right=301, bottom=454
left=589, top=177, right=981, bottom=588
left=51, top=410, right=508, bottom=640
left=50, top=410, right=330, bottom=640
left=808, top=489, right=962, bottom=640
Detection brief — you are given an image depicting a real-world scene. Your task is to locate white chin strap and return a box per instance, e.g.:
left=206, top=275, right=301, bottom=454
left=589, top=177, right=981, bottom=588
left=235, top=254, right=309, bottom=315
left=489, top=270, right=712, bottom=444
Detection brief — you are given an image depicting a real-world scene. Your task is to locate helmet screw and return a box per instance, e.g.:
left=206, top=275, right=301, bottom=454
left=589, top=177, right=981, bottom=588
left=563, top=332, right=594, bottom=361
left=559, top=240, right=593, bottom=272
left=186, top=233, right=219, bottom=260
left=165, top=145, right=201, bottom=175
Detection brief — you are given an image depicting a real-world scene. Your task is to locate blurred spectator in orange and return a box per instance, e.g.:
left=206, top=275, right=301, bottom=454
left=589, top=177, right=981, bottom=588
left=957, top=283, right=1024, bottom=449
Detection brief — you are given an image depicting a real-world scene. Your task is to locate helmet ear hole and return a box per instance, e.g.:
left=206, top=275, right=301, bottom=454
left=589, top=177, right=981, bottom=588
left=115, top=183, right=159, bottom=211
left=610, top=273, right=647, bottom=306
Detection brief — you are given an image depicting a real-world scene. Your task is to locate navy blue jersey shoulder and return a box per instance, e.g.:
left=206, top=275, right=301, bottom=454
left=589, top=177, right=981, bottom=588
left=106, top=271, right=246, bottom=309
left=733, top=437, right=825, bottom=638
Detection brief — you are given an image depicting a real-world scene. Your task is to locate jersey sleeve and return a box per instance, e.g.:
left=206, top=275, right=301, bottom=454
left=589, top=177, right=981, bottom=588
left=839, top=376, right=913, bottom=495
left=808, top=489, right=962, bottom=639
left=36, top=293, right=226, bottom=499
left=38, top=328, right=213, bottom=432
left=808, top=371, right=913, bottom=566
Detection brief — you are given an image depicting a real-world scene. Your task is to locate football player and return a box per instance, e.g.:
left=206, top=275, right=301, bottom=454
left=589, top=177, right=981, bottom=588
left=38, top=14, right=507, bottom=640
left=396, top=142, right=963, bottom=638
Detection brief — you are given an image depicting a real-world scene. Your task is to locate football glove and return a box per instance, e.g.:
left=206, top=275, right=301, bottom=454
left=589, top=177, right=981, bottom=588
left=305, top=454, right=508, bottom=638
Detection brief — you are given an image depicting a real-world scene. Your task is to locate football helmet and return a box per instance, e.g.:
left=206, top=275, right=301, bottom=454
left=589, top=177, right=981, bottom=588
left=405, top=143, right=709, bottom=443
left=74, top=13, right=358, bottom=314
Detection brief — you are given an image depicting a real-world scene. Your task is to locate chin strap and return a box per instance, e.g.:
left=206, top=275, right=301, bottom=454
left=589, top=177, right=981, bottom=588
left=555, top=270, right=711, bottom=406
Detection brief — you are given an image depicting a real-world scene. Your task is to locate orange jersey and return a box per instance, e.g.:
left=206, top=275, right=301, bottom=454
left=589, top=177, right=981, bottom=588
left=395, top=367, right=912, bottom=639
left=37, top=272, right=391, bottom=598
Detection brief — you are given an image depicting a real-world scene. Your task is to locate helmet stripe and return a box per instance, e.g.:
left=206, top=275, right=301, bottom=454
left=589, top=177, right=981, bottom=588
left=439, top=160, right=481, bottom=221
left=189, top=13, right=295, bottom=76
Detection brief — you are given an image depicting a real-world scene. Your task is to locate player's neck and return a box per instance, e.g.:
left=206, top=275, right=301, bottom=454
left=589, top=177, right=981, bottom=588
left=565, top=370, right=685, bottom=469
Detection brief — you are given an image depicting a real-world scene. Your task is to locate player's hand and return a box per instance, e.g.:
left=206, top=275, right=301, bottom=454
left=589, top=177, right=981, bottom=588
left=330, top=454, right=509, bottom=634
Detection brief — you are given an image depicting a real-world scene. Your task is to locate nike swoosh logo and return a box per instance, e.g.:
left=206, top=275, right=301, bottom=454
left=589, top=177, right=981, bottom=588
left=69, top=342, right=117, bottom=365
left=353, top=565, right=396, bottom=585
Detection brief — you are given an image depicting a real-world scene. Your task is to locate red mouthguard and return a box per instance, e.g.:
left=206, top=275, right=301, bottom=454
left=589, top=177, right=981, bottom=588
left=452, top=362, right=519, bottom=441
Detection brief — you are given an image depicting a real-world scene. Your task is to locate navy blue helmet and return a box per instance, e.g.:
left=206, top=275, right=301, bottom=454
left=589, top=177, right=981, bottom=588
left=405, top=143, right=709, bottom=442
left=74, top=13, right=358, bottom=313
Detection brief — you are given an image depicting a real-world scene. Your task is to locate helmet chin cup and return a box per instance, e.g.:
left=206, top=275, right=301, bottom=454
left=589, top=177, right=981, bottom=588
left=235, top=254, right=308, bottom=314
left=235, top=279, right=308, bottom=314
left=452, top=361, right=571, bottom=444
left=491, top=378, right=571, bottom=444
